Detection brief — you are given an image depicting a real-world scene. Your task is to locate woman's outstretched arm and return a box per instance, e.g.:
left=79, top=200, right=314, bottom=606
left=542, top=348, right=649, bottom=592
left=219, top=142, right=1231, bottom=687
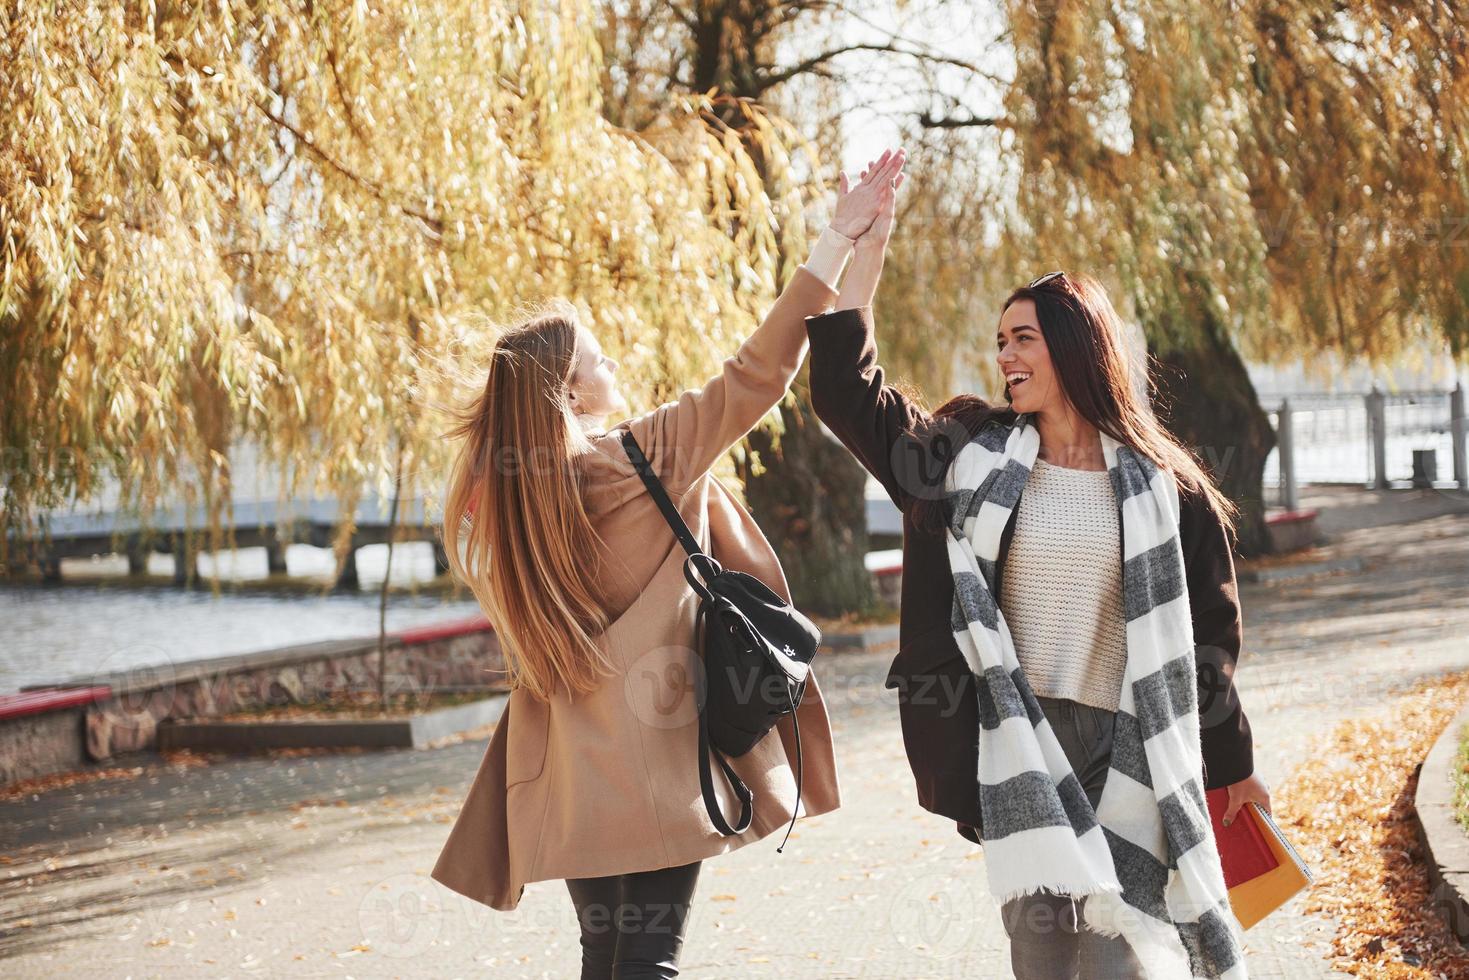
left=622, top=150, right=906, bottom=493
left=804, top=153, right=944, bottom=511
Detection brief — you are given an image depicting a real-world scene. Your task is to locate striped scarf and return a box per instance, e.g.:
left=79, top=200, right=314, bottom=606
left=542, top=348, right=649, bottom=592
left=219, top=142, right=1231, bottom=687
left=944, top=413, right=1248, bottom=979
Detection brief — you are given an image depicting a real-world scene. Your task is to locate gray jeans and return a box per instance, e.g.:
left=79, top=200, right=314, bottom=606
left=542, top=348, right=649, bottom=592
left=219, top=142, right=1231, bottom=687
left=999, top=695, right=1146, bottom=980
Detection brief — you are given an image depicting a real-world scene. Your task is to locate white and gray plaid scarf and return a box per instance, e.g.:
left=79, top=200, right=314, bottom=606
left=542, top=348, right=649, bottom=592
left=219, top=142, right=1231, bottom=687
left=944, top=412, right=1248, bottom=979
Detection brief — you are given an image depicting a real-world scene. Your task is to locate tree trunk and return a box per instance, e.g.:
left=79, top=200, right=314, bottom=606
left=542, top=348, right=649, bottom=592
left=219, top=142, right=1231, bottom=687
left=680, top=8, right=875, bottom=615
left=740, top=392, right=874, bottom=616
left=1151, top=319, right=1276, bottom=558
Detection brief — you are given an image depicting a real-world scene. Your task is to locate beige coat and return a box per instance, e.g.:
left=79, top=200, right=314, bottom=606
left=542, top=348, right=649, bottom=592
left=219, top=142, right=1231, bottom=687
left=431, top=268, right=844, bottom=911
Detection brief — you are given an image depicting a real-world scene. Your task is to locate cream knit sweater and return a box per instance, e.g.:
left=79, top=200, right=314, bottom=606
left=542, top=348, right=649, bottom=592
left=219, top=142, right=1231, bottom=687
left=998, top=458, right=1128, bottom=713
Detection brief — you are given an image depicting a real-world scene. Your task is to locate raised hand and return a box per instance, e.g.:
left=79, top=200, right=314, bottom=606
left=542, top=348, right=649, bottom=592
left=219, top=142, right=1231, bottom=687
left=832, top=149, right=907, bottom=312
left=831, top=147, right=907, bottom=240
left=855, top=152, right=906, bottom=252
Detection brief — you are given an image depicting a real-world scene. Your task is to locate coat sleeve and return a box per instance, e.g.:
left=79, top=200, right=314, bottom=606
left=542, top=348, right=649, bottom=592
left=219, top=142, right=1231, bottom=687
left=1179, top=481, right=1256, bottom=789
left=622, top=266, right=838, bottom=494
left=804, top=305, right=944, bottom=510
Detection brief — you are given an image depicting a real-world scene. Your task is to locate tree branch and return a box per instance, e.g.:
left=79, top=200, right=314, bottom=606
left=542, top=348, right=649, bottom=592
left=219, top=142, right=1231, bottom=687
left=665, top=0, right=698, bottom=33
left=251, top=99, right=445, bottom=237
left=748, top=0, right=837, bottom=42
left=753, top=42, right=988, bottom=94
left=916, top=111, right=1003, bottom=129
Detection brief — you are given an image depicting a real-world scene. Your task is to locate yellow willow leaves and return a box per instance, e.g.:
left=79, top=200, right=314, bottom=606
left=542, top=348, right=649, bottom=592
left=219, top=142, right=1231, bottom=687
left=993, top=0, right=1469, bottom=365
left=1, top=0, right=805, bottom=573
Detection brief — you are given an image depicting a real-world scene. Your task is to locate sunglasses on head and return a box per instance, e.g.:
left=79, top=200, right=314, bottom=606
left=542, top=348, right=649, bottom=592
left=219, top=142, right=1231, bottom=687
left=1027, top=270, right=1066, bottom=288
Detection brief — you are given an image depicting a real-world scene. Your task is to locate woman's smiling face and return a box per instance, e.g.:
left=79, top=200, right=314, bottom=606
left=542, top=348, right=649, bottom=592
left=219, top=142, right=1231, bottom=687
left=996, top=298, right=1059, bottom=414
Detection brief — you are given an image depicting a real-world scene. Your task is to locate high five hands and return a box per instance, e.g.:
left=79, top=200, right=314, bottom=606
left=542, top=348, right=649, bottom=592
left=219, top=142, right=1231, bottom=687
left=831, top=147, right=907, bottom=243
left=831, top=148, right=905, bottom=312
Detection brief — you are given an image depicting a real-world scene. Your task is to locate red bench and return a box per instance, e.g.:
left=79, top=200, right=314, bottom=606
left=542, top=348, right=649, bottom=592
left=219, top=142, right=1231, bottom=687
left=1264, top=508, right=1322, bottom=552
left=393, top=615, right=494, bottom=646
left=0, top=686, right=112, bottom=720
left=1266, top=508, right=1320, bottom=525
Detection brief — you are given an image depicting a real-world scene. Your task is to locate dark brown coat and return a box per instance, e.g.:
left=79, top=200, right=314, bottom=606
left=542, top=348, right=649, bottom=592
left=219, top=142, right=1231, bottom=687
left=805, top=305, right=1255, bottom=843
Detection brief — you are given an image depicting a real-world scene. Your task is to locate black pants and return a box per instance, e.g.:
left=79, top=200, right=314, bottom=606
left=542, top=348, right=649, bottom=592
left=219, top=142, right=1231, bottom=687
left=564, top=860, right=702, bottom=979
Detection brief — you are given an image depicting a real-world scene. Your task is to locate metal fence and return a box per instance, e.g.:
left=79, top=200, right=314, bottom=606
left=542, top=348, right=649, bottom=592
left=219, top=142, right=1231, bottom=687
left=1263, top=381, right=1468, bottom=509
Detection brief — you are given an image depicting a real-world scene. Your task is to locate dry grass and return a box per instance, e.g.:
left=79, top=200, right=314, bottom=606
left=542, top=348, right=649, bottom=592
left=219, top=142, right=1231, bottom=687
left=1454, top=728, right=1469, bottom=834
left=1275, top=669, right=1469, bottom=977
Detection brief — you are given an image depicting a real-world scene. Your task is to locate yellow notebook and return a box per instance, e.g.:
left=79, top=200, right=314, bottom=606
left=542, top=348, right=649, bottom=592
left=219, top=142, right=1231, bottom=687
left=1206, top=792, right=1313, bottom=930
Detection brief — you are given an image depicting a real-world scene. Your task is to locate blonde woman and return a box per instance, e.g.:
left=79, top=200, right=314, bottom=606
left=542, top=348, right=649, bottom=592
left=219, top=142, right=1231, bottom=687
left=430, top=149, right=909, bottom=978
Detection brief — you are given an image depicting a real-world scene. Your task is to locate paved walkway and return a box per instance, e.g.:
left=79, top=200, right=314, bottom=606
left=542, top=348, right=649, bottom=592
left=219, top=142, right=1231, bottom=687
left=2, top=486, right=1466, bottom=978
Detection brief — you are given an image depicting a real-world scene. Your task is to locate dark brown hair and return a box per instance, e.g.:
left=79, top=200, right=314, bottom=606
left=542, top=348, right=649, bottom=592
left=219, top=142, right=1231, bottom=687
left=908, top=273, right=1239, bottom=538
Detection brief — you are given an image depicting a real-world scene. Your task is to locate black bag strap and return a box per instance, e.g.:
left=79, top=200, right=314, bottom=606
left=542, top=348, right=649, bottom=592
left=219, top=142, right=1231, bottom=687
left=695, top=606, right=754, bottom=835
left=620, top=429, right=702, bottom=559
left=620, top=430, right=723, bottom=596
left=625, top=429, right=752, bottom=835
left=775, top=680, right=803, bottom=853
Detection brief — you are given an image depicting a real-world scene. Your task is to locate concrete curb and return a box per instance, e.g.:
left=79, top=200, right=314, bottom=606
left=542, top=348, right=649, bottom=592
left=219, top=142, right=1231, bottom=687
left=22, top=615, right=493, bottom=697
left=3, top=615, right=505, bottom=787
left=157, top=693, right=508, bottom=753
left=1413, top=698, right=1469, bottom=946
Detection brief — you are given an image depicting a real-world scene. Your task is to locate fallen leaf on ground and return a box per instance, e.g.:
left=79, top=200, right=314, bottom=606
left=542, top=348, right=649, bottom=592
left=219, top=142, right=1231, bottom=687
left=1277, top=669, right=1469, bottom=978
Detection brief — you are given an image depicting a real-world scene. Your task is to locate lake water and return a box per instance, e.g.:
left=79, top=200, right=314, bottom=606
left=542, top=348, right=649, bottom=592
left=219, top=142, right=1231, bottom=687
left=10, top=422, right=1464, bottom=695
left=1, top=542, right=481, bottom=693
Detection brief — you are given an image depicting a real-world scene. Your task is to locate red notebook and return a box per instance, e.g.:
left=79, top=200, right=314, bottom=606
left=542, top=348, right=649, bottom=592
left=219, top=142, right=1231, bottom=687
left=1204, top=786, right=1313, bottom=929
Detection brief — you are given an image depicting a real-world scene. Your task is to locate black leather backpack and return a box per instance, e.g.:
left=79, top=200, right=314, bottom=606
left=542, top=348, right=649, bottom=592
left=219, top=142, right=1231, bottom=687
left=620, top=429, right=820, bottom=851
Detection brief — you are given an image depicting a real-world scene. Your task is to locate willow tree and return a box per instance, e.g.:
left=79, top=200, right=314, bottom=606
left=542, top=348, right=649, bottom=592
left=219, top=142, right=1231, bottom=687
left=597, top=0, right=998, bottom=612
left=0, top=1, right=803, bottom=580
left=915, top=0, right=1469, bottom=553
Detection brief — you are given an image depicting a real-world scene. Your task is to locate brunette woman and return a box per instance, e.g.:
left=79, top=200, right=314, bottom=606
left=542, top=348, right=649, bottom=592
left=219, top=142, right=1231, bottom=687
left=806, top=158, right=1269, bottom=979
left=430, top=150, right=909, bottom=979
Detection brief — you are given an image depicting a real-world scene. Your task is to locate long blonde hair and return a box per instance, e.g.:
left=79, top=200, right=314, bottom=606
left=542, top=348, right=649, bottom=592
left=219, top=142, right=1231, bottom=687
left=440, top=301, right=613, bottom=701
